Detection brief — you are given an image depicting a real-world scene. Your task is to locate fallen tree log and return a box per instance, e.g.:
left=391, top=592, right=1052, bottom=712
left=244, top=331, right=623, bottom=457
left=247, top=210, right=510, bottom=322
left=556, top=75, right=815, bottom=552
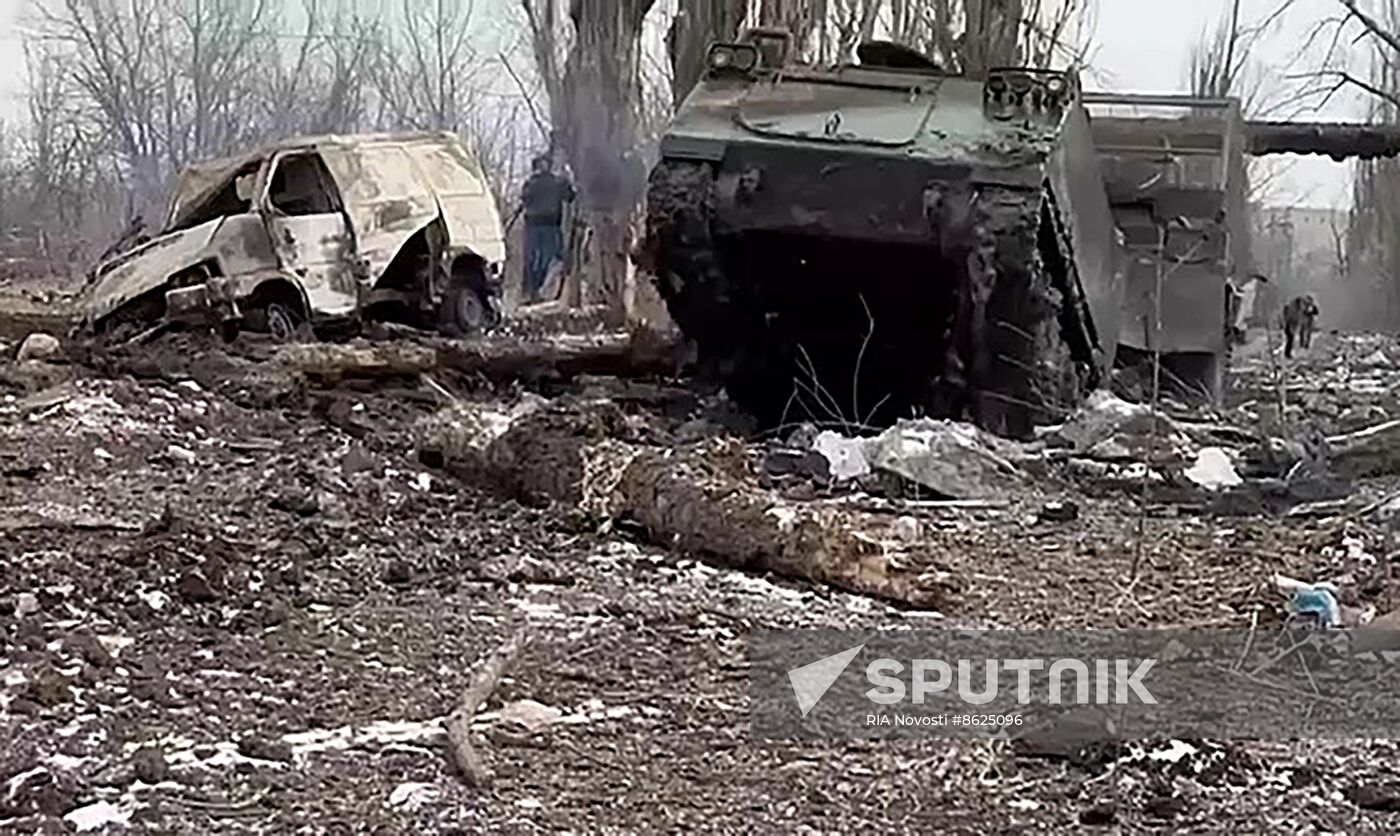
left=280, top=342, right=438, bottom=383
left=445, top=632, right=527, bottom=787
left=277, top=329, right=684, bottom=389
left=1326, top=419, right=1400, bottom=479
left=435, top=330, right=686, bottom=382
left=427, top=400, right=956, bottom=608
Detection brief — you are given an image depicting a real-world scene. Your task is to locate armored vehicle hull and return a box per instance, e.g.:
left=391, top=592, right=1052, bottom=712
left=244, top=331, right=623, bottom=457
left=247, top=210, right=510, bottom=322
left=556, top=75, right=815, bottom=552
left=643, top=43, right=1122, bottom=438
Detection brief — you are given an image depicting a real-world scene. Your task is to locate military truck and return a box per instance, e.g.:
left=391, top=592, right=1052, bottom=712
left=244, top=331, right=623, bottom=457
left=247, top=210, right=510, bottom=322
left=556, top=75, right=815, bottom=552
left=642, top=32, right=1122, bottom=438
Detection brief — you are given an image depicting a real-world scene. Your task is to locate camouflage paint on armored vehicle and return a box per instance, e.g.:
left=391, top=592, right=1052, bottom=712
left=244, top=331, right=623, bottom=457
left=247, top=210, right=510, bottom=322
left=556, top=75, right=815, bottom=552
left=642, top=34, right=1123, bottom=438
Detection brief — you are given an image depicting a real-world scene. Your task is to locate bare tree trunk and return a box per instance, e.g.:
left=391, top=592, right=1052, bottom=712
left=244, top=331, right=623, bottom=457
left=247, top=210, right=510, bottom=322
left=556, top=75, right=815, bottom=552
left=963, top=0, right=1023, bottom=77
left=522, top=0, right=656, bottom=321
left=668, top=0, right=748, bottom=107
left=758, top=0, right=817, bottom=58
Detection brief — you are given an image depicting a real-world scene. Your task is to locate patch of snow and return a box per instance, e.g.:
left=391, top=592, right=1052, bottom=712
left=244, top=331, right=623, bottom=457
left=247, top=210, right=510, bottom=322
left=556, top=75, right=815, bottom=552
left=492, top=699, right=563, bottom=733
left=387, top=782, right=440, bottom=810
left=64, top=800, right=131, bottom=832
left=47, top=754, right=86, bottom=772
left=137, top=590, right=169, bottom=612
left=6, top=766, right=45, bottom=799
left=1147, top=740, right=1199, bottom=763
left=283, top=719, right=446, bottom=756
left=97, top=635, right=134, bottom=657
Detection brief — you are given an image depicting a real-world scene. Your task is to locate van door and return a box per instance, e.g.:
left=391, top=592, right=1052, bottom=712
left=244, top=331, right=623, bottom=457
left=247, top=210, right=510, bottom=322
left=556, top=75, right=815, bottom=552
left=260, top=152, right=360, bottom=318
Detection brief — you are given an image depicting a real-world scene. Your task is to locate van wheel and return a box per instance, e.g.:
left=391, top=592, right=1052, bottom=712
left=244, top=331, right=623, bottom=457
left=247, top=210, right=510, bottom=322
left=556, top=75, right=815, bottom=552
left=265, top=302, right=302, bottom=341
left=439, top=273, right=494, bottom=337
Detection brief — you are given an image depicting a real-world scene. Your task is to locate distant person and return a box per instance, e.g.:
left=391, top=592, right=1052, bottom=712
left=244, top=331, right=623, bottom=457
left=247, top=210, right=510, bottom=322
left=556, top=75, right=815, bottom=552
left=1225, top=281, right=1245, bottom=346
left=518, top=155, right=575, bottom=304
left=1282, top=294, right=1320, bottom=358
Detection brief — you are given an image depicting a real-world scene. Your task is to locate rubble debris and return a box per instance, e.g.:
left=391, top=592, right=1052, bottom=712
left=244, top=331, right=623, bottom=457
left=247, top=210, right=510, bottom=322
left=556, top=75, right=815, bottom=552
left=131, top=748, right=170, bottom=784
left=237, top=735, right=294, bottom=763
left=807, top=419, right=1033, bottom=498
left=1043, top=391, right=1187, bottom=458
left=415, top=394, right=547, bottom=471
left=1038, top=500, right=1080, bottom=523
left=762, top=447, right=831, bottom=481
left=865, top=419, right=1028, bottom=499
left=15, top=332, right=60, bottom=363
left=176, top=570, right=218, bottom=604
left=1345, top=782, right=1400, bottom=812
left=493, top=699, right=563, bottom=734
left=15, top=591, right=39, bottom=618
left=1238, top=437, right=1311, bottom=479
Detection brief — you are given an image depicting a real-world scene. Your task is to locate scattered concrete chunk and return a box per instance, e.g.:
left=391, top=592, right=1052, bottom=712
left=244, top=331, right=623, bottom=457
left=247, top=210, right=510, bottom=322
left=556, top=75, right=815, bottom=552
left=865, top=419, right=1026, bottom=499
left=16, top=332, right=61, bottom=362
left=812, top=430, right=871, bottom=481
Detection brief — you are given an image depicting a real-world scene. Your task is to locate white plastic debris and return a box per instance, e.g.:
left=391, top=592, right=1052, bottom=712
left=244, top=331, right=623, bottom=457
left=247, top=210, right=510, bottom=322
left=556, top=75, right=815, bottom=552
left=63, top=800, right=131, bottom=832
left=811, top=430, right=871, bottom=480
left=494, top=699, right=563, bottom=734
left=1183, top=447, right=1242, bottom=490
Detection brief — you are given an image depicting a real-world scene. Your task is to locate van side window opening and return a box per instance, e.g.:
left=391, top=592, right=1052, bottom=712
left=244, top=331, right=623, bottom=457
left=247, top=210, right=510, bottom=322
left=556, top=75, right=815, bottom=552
left=171, top=162, right=261, bottom=231
left=268, top=155, right=341, bottom=216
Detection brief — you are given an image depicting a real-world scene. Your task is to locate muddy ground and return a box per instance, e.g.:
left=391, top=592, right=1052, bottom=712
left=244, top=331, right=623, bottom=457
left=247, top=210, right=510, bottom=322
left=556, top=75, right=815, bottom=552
left=4, top=326, right=1400, bottom=834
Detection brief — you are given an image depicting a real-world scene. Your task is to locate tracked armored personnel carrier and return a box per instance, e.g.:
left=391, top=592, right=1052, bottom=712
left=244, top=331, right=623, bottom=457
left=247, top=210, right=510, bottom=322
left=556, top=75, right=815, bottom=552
left=643, top=32, right=1122, bottom=437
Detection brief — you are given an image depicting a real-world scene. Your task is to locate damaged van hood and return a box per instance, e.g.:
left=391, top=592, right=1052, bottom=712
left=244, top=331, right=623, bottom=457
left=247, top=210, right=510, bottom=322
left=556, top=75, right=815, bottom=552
left=86, top=219, right=226, bottom=322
